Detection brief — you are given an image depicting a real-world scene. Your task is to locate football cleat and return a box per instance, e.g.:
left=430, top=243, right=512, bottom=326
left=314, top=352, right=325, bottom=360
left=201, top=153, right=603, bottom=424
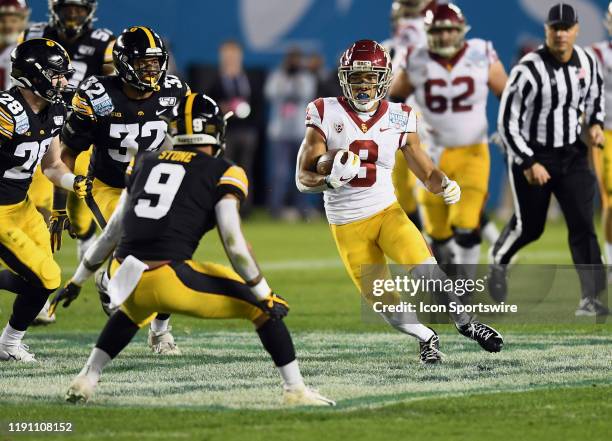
left=0, top=343, right=37, bottom=362
left=419, top=330, right=444, bottom=364
left=282, top=384, right=336, bottom=406
left=575, top=297, right=609, bottom=317
left=456, top=320, right=503, bottom=353
left=487, top=263, right=508, bottom=303
left=32, top=300, right=56, bottom=326
left=147, top=327, right=181, bottom=355
left=65, top=374, right=96, bottom=404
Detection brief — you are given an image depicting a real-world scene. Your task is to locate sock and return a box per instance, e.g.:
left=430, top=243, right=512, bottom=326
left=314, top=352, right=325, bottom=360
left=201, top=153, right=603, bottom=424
left=0, top=270, right=29, bottom=296
left=150, top=317, right=170, bottom=333
left=256, top=319, right=296, bottom=367
left=379, top=310, right=435, bottom=342
left=482, top=220, right=500, bottom=245
left=277, top=359, right=304, bottom=389
left=9, top=286, right=53, bottom=331
left=79, top=347, right=111, bottom=385
left=96, top=311, right=140, bottom=359
left=0, top=323, right=26, bottom=346
left=606, top=242, right=612, bottom=265
left=455, top=244, right=481, bottom=265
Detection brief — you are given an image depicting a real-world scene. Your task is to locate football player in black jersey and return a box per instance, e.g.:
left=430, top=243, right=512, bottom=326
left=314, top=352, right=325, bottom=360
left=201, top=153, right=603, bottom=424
left=0, top=38, right=90, bottom=362
left=57, top=26, right=189, bottom=353
left=23, top=0, right=115, bottom=273
left=63, top=93, right=335, bottom=406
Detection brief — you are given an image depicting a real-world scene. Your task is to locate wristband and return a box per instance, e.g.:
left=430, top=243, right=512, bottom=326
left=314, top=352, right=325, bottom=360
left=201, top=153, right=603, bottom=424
left=59, top=173, right=77, bottom=192
left=250, top=278, right=272, bottom=300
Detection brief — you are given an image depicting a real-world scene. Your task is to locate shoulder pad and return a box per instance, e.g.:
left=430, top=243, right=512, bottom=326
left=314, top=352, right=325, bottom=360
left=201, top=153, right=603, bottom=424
left=219, top=164, right=249, bottom=198
left=73, top=76, right=114, bottom=118
left=24, top=22, right=47, bottom=40
left=161, top=75, right=190, bottom=95
left=0, top=92, right=30, bottom=139
left=87, top=27, right=115, bottom=43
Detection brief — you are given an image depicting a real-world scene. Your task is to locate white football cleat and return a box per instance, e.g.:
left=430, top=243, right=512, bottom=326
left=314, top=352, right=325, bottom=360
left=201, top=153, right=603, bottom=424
left=0, top=342, right=37, bottom=362
left=32, top=300, right=56, bottom=326
left=147, top=327, right=181, bottom=355
left=66, top=374, right=96, bottom=404
left=282, top=384, right=336, bottom=407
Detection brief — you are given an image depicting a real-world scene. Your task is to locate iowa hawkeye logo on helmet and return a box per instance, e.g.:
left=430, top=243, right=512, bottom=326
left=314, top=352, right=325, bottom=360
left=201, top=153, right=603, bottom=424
left=10, top=38, right=74, bottom=103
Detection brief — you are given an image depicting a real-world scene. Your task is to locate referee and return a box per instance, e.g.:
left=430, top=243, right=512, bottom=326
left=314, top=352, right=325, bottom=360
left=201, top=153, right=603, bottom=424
left=489, top=3, right=608, bottom=316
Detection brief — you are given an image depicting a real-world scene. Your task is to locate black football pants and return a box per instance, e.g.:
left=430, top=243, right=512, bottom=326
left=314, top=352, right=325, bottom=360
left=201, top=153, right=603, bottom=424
left=492, top=145, right=605, bottom=298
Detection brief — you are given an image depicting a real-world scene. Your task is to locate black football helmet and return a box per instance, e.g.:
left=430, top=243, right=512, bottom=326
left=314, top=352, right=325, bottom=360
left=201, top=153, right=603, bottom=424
left=11, top=38, right=74, bottom=102
left=113, top=26, right=168, bottom=92
left=48, top=0, right=96, bottom=39
left=170, top=93, right=230, bottom=157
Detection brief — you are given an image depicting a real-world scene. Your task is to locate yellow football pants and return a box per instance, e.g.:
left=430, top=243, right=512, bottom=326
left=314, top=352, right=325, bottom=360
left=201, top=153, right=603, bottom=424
left=330, top=201, right=431, bottom=302
left=87, top=178, right=123, bottom=228
left=0, top=198, right=61, bottom=290
left=67, top=149, right=96, bottom=237
left=418, top=143, right=489, bottom=240
left=392, top=150, right=418, bottom=214
left=111, top=260, right=268, bottom=328
left=27, top=167, right=53, bottom=213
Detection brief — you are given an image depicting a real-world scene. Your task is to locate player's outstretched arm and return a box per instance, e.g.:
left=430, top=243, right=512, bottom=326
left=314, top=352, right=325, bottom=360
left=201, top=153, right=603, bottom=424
left=49, top=191, right=128, bottom=314
left=400, top=132, right=460, bottom=205
left=215, top=195, right=289, bottom=319
left=295, top=127, right=329, bottom=193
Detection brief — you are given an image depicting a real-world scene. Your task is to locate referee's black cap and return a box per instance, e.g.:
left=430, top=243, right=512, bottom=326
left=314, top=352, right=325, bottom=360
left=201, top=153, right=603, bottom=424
left=547, top=3, right=579, bottom=26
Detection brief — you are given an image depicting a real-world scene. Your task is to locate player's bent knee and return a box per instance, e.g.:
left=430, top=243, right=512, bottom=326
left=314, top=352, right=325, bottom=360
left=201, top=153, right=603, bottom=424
left=453, top=228, right=482, bottom=248
left=35, top=255, right=61, bottom=290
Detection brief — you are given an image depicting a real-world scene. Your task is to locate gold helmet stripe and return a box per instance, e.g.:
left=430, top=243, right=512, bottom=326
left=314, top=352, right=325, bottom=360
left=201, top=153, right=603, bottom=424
left=184, top=93, right=197, bottom=135
left=138, top=26, right=156, bottom=49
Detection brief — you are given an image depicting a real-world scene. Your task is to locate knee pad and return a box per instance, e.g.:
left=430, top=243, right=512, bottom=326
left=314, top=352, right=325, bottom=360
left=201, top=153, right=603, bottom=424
left=37, top=255, right=61, bottom=290
left=453, top=228, right=482, bottom=248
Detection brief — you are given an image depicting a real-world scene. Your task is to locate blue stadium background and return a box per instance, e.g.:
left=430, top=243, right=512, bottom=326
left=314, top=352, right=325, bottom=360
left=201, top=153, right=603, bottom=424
left=28, top=0, right=610, bottom=208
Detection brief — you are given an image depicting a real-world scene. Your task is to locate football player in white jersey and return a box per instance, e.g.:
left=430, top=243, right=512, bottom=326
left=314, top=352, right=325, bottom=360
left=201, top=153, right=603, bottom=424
left=296, top=39, right=503, bottom=364
left=389, top=3, right=508, bottom=269
left=591, top=2, right=612, bottom=274
left=0, top=0, right=29, bottom=90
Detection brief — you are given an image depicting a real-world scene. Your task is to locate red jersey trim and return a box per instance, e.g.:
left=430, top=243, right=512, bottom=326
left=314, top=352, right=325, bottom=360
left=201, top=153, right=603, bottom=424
left=428, top=42, right=468, bottom=71
left=337, top=97, right=389, bottom=134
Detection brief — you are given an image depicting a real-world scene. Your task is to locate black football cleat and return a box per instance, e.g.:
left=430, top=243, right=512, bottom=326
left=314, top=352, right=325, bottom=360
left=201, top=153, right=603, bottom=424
left=419, top=329, right=444, bottom=364
left=456, top=320, right=503, bottom=353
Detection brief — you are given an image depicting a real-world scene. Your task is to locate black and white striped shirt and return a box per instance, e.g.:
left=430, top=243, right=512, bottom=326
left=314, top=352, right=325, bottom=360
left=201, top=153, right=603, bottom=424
left=498, top=45, right=604, bottom=168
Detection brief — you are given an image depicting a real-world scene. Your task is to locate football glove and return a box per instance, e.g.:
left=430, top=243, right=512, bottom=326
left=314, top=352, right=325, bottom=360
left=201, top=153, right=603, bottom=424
left=73, top=175, right=93, bottom=200
left=325, top=150, right=361, bottom=189
left=48, top=280, right=82, bottom=316
left=259, top=292, right=290, bottom=320
left=438, top=175, right=461, bottom=205
left=49, top=209, right=76, bottom=253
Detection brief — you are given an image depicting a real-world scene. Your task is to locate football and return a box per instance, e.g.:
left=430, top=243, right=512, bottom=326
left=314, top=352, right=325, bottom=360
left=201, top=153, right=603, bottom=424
left=316, top=149, right=346, bottom=175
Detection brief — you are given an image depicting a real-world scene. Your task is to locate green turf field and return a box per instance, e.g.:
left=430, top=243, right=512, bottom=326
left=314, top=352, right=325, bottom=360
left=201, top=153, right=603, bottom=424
left=0, top=216, right=610, bottom=441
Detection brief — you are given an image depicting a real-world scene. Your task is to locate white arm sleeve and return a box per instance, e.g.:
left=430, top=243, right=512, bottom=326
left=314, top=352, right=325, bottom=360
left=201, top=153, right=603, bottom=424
left=215, top=197, right=271, bottom=299
left=72, top=190, right=129, bottom=285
